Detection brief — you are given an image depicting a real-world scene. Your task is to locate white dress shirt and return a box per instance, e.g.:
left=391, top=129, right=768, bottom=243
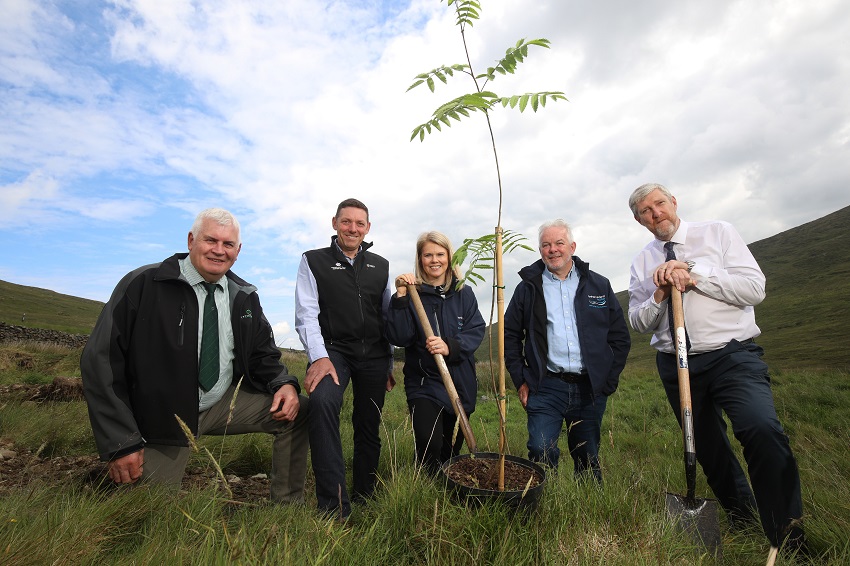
left=628, top=220, right=765, bottom=354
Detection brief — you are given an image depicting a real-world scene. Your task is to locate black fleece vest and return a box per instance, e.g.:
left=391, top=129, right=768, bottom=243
left=304, top=241, right=390, bottom=360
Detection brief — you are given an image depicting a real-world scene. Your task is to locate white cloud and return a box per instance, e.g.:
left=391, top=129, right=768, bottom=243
left=2, top=0, right=849, bottom=349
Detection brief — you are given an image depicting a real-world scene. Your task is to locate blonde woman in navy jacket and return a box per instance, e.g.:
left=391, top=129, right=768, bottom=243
left=386, top=231, right=485, bottom=474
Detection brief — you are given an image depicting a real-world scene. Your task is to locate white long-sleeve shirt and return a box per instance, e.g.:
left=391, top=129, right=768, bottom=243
left=628, top=220, right=765, bottom=354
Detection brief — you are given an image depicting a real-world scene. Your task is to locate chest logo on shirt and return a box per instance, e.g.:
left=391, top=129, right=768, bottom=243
left=587, top=295, right=606, bottom=308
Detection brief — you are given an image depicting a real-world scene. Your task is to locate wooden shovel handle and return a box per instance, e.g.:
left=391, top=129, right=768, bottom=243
left=671, top=286, right=697, bottom=500
left=671, top=287, right=692, bottom=416
left=406, top=284, right=478, bottom=453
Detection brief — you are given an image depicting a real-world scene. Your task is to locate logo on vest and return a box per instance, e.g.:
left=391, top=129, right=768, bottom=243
left=331, top=262, right=346, bottom=270
left=366, top=263, right=376, bottom=268
left=587, top=295, right=607, bottom=308
left=241, top=309, right=253, bottom=319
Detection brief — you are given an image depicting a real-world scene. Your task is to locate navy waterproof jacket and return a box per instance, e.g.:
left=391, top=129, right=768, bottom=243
left=385, top=276, right=485, bottom=415
left=504, top=257, right=630, bottom=398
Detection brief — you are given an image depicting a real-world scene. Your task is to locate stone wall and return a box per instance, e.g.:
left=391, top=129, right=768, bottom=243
left=0, top=322, right=88, bottom=349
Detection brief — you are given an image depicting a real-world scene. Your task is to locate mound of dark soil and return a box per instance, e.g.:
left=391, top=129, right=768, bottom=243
left=444, top=455, right=543, bottom=491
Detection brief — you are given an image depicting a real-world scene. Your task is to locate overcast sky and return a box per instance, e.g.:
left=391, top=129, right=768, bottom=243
left=3, top=0, right=849, bottom=348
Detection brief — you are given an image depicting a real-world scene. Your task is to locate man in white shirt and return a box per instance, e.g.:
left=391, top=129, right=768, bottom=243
left=627, top=183, right=804, bottom=552
left=295, top=198, right=394, bottom=519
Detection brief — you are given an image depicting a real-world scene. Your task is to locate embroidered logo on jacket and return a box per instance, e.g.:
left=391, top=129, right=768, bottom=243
left=241, top=309, right=253, bottom=319
left=587, top=295, right=607, bottom=308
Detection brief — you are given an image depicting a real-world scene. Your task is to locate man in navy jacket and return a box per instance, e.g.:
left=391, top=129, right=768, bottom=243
left=505, top=219, right=630, bottom=482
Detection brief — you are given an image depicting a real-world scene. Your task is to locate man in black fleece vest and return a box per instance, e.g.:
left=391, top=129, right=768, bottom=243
left=295, top=198, right=394, bottom=519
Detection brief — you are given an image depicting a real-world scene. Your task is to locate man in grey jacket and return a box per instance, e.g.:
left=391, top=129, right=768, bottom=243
left=81, top=208, right=308, bottom=502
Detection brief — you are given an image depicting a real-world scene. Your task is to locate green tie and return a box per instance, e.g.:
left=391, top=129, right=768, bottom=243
left=198, top=282, right=220, bottom=392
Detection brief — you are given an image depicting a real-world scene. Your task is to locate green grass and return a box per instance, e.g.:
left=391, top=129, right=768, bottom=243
left=0, top=279, right=104, bottom=335
left=1, top=207, right=848, bottom=563
left=1, top=343, right=848, bottom=564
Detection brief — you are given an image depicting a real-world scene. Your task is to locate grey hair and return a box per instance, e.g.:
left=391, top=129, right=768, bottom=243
left=191, top=208, right=241, bottom=245
left=538, top=219, right=573, bottom=246
left=628, top=183, right=673, bottom=218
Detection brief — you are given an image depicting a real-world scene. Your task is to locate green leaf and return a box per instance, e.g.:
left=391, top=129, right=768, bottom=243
left=426, top=76, right=435, bottom=92
left=531, top=93, right=539, bottom=112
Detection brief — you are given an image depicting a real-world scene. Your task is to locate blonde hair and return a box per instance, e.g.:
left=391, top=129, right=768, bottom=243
left=414, top=231, right=464, bottom=289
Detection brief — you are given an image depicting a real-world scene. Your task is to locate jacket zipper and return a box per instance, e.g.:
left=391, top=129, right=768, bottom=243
left=178, top=303, right=185, bottom=346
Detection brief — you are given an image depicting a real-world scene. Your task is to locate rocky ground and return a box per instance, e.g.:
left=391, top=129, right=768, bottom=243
left=0, top=381, right=273, bottom=504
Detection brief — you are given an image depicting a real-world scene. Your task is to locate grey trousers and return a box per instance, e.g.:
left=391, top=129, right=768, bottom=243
left=140, top=384, right=310, bottom=503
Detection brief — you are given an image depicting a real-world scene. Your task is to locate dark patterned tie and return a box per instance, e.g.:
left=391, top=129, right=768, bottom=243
left=198, top=282, right=220, bottom=392
left=664, top=242, right=690, bottom=350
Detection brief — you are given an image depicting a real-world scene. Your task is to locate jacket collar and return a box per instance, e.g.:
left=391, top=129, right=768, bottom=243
left=418, top=273, right=458, bottom=297
left=329, top=235, right=374, bottom=262
left=154, top=253, right=255, bottom=293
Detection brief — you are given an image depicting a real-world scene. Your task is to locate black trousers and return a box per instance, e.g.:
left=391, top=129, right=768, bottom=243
left=408, top=397, right=466, bottom=475
left=308, top=350, right=389, bottom=517
left=657, top=339, right=803, bottom=547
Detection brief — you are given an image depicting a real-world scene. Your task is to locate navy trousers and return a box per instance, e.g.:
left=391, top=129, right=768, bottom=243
left=308, top=350, right=389, bottom=518
left=657, top=339, right=803, bottom=546
left=525, top=376, right=607, bottom=482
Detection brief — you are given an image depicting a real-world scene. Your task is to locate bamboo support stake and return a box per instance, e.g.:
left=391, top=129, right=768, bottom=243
left=495, top=226, right=506, bottom=491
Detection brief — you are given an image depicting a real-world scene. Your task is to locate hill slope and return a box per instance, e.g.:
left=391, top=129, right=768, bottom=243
left=0, top=280, right=103, bottom=335
left=2, top=205, right=849, bottom=370
left=618, top=205, right=850, bottom=371
left=480, top=204, right=850, bottom=372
